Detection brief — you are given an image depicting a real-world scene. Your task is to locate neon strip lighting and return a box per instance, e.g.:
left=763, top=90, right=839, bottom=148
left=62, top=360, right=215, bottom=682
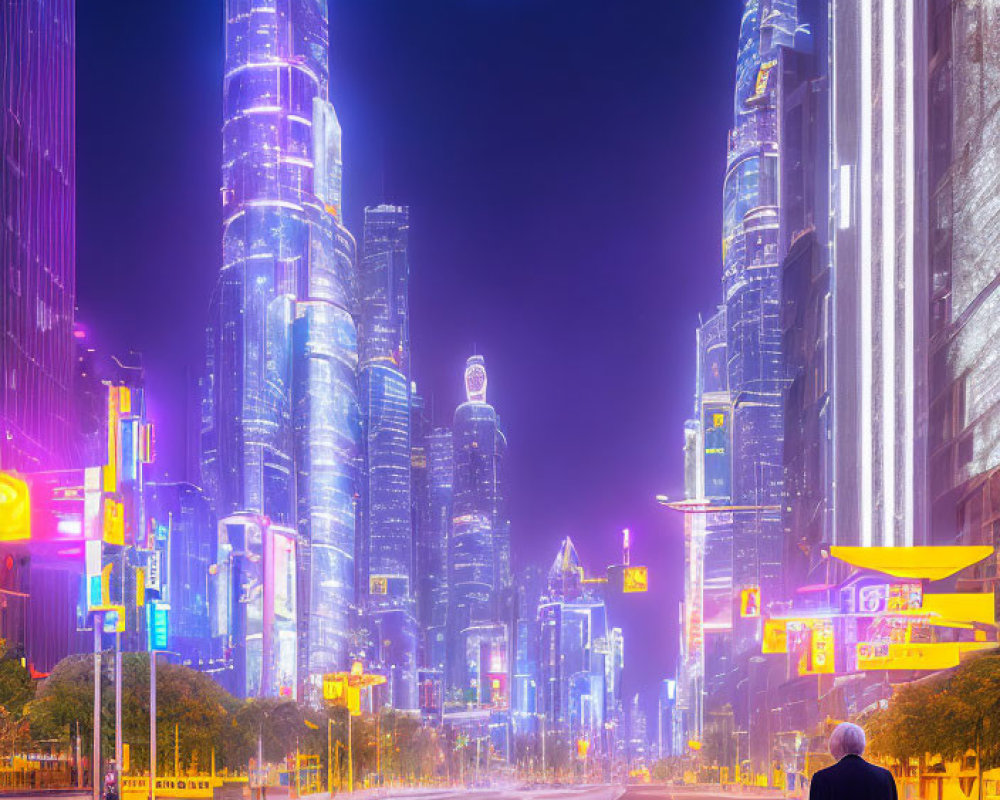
left=225, top=61, right=320, bottom=87
left=859, top=0, right=874, bottom=548
left=903, top=0, right=915, bottom=547
left=881, top=0, right=896, bottom=547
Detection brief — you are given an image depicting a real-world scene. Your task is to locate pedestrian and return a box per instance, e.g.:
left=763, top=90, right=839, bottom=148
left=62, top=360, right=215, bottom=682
left=104, top=762, right=118, bottom=800
left=808, top=722, right=897, bottom=800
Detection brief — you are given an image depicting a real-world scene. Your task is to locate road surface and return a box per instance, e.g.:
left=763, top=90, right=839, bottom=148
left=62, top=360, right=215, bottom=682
left=369, top=785, right=785, bottom=800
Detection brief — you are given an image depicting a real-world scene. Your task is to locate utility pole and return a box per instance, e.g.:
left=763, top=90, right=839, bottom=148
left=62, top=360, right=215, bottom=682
left=174, top=723, right=179, bottom=777
left=93, top=612, right=102, bottom=800
left=76, top=720, right=82, bottom=790
left=540, top=714, right=546, bottom=783
left=115, top=629, right=122, bottom=792
left=327, top=718, right=332, bottom=797
left=149, top=651, right=157, bottom=800
left=346, top=710, right=353, bottom=793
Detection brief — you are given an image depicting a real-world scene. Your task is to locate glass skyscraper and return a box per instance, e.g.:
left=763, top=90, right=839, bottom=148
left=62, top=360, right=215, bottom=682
left=1, top=0, right=75, bottom=472
left=422, top=427, right=452, bottom=672
left=723, top=0, right=796, bottom=635
left=447, top=355, right=511, bottom=699
left=358, top=204, right=416, bottom=709
left=203, top=0, right=360, bottom=695
left=537, top=538, right=616, bottom=741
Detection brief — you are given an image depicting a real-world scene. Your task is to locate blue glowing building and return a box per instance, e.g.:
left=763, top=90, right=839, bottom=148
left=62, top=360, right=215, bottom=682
left=144, top=482, right=217, bottom=669
left=421, top=427, right=452, bottom=672
left=447, top=355, right=511, bottom=703
left=722, top=0, right=801, bottom=647
left=358, top=204, right=417, bottom=709
left=203, top=0, right=360, bottom=696
left=537, top=538, right=620, bottom=745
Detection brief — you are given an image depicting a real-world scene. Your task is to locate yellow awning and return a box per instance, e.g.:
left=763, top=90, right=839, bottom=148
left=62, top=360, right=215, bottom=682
left=831, top=546, right=994, bottom=581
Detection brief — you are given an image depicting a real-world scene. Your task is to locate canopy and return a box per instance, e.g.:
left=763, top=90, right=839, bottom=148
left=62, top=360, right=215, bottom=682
left=830, top=546, right=993, bottom=581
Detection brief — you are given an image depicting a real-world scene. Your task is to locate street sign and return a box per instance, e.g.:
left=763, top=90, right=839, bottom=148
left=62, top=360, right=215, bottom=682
left=146, top=551, right=161, bottom=590
left=147, top=601, right=169, bottom=650
left=623, top=566, right=648, bottom=593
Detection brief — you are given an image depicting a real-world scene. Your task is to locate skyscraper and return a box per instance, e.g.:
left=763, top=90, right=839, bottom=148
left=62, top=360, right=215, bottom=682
left=203, top=0, right=360, bottom=695
left=925, top=3, right=1000, bottom=559
left=447, top=355, right=511, bottom=701
left=723, top=0, right=797, bottom=639
left=537, top=538, right=617, bottom=741
left=1, top=0, right=76, bottom=471
left=358, top=204, right=416, bottom=709
left=827, top=0, right=929, bottom=550
left=422, top=427, right=452, bottom=672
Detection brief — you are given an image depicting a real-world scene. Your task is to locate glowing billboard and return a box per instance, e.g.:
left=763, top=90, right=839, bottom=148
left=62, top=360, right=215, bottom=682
left=0, top=474, right=31, bottom=542
left=740, top=586, right=761, bottom=618
left=623, top=566, right=648, bottom=593
left=762, top=619, right=788, bottom=653
left=702, top=405, right=731, bottom=500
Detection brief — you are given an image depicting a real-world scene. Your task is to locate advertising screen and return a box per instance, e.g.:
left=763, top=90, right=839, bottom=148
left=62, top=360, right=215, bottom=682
left=740, top=586, right=761, bottom=618
left=702, top=405, right=731, bottom=500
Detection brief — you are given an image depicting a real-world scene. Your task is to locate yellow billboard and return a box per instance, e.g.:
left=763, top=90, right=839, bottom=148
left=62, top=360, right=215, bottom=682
left=369, top=576, right=388, bottom=595
left=623, top=566, right=648, bottom=593
left=762, top=619, right=788, bottom=654
left=0, top=473, right=30, bottom=542
left=740, top=586, right=761, bottom=618
left=809, top=621, right=835, bottom=674
left=856, top=641, right=994, bottom=671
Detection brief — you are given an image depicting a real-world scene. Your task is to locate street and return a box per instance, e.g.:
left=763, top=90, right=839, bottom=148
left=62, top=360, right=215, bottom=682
left=368, top=785, right=785, bottom=800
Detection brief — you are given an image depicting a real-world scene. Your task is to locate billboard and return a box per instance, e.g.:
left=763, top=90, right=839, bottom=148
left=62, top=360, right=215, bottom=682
left=740, top=586, right=761, bottom=618
left=6, top=469, right=104, bottom=549
left=702, top=406, right=731, bottom=500
left=854, top=579, right=922, bottom=614
left=0, top=474, right=31, bottom=542
left=623, top=566, right=648, bottom=593
left=762, top=619, right=788, bottom=653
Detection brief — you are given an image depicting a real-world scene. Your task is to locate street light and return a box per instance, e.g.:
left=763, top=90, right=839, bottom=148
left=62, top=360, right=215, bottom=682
left=322, top=662, right=386, bottom=793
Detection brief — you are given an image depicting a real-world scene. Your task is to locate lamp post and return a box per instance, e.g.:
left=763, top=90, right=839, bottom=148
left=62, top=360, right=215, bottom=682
left=322, top=662, right=386, bottom=794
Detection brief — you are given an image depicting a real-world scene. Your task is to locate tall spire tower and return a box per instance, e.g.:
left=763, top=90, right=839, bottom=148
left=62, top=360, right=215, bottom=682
left=203, top=0, right=360, bottom=696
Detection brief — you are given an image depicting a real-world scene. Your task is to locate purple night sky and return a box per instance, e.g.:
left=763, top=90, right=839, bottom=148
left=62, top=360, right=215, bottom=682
left=76, top=1, right=740, bottom=712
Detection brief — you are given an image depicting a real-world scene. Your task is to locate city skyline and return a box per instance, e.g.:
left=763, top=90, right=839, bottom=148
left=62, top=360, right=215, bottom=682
left=70, top=0, right=740, bottom=711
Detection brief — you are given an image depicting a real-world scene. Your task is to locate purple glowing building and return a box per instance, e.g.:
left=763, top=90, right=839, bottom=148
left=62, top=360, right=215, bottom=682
left=1, top=0, right=76, bottom=471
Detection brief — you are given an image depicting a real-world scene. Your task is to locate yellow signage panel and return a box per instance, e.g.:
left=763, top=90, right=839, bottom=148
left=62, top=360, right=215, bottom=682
left=856, top=641, right=993, bottom=671
left=0, top=473, right=31, bottom=542
left=369, top=576, right=388, bottom=595
left=740, top=587, right=761, bottom=618
left=809, top=622, right=836, bottom=675
left=623, top=566, right=648, bottom=593
left=762, top=619, right=788, bottom=653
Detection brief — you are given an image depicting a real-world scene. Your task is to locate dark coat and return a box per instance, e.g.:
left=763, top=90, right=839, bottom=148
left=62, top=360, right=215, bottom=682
left=809, top=754, right=898, bottom=800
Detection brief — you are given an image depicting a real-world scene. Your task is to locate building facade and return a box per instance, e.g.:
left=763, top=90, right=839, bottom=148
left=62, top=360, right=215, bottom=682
left=358, top=204, right=417, bottom=709
left=420, top=426, right=452, bottom=671
left=447, top=355, right=511, bottom=701
left=203, top=0, right=360, bottom=695
left=1, top=0, right=76, bottom=472
left=925, top=2, right=1000, bottom=562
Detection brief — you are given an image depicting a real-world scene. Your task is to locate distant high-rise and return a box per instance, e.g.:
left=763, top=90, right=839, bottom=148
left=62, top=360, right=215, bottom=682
left=419, top=426, right=452, bottom=671
left=358, top=204, right=416, bottom=709
left=1, top=0, right=76, bottom=471
left=537, top=538, right=616, bottom=740
left=359, top=205, right=410, bottom=373
left=723, top=0, right=798, bottom=631
left=203, top=0, right=360, bottom=695
left=145, top=483, right=217, bottom=669
left=447, top=355, right=511, bottom=700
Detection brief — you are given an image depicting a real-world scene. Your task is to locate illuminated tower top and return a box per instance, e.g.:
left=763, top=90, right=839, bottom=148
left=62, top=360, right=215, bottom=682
left=464, top=355, right=488, bottom=404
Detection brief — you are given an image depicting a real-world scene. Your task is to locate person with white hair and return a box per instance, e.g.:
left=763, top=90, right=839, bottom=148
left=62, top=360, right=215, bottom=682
left=808, top=722, right=897, bottom=800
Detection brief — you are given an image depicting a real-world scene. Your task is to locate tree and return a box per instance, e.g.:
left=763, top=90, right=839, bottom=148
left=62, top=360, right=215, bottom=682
left=865, top=654, right=1000, bottom=800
